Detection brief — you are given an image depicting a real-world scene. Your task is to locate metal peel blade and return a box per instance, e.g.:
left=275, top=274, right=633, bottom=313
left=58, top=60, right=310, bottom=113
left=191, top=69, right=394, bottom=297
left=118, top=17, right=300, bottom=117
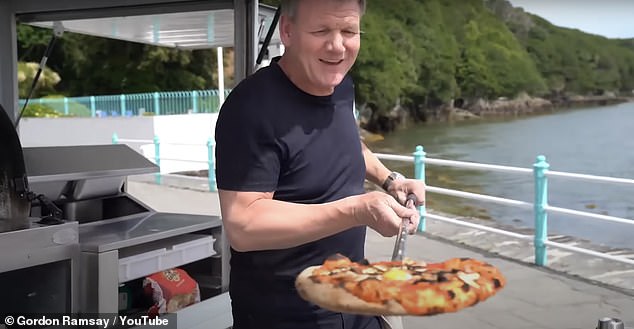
left=391, top=193, right=417, bottom=261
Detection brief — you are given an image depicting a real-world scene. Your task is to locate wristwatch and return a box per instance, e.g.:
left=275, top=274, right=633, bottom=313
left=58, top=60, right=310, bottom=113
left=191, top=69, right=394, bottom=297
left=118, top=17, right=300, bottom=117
left=381, top=171, right=405, bottom=191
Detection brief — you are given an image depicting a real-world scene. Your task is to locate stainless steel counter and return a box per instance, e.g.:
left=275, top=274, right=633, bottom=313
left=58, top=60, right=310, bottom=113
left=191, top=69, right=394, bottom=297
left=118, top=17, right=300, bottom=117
left=1, top=220, right=80, bottom=314
left=23, top=144, right=158, bottom=184
left=1, top=220, right=79, bottom=272
left=12, top=144, right=228, bottom=317
left=78, top=212, right=225, bottom=314
left=79, top=212, right=222, bottom=252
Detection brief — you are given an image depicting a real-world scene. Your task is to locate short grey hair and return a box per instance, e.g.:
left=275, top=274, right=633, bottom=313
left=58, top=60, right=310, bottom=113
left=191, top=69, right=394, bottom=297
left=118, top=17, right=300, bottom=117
left=280, top=0, right=366, bottom=20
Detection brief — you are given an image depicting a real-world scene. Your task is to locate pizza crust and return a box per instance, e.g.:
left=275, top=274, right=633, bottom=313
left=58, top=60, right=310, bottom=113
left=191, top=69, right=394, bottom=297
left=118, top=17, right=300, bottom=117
left=295, top=266, right=408, bottom=316
left=295, top=257, right=507, bottom=317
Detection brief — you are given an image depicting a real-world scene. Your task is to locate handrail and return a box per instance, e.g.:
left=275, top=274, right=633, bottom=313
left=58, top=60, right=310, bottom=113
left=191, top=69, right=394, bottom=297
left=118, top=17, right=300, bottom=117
left=112, top=136, right=634, bottom=268
left=428, top=209, right=634, bottom=266
left=544, top=205, right=634, bottom=226
left=426, top=186, right=534, bottom=210
left=19, top=88, right=232, bottom=117
left=375, top=153, right=534, bottom=175
left=376, top=152, right=634, bottom=185
left=112, top=133, right=217, bottom=191
left=546, top=170, right=634, bottom=186
left=116, top=138, right=153, bottom=144
left=425, top=213, right=532, bottom=240
left=376, top=146, right=634, bottom=267
left=115, top=138, right=208, bottom=147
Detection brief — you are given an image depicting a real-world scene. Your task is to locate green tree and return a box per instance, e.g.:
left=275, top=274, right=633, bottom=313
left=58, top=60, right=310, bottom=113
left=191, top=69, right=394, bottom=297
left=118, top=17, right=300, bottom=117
left=352, top=12, right=415, bottom=116
left=15, top=0, right=634, bottom=128
left=17, top=62, right=61, bottom=98
left=16, top=24, right=221, bottom=96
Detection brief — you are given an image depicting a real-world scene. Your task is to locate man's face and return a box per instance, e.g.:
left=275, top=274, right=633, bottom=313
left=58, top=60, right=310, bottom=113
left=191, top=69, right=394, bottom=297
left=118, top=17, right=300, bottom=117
left=280, top=0, right=362, bottom=96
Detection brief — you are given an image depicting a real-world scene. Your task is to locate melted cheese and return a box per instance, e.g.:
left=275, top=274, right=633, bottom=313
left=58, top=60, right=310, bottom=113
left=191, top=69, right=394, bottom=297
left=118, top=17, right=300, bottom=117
left=383, top=268, right=413, bottom=281
left=457, top=271, right=481, bottom=288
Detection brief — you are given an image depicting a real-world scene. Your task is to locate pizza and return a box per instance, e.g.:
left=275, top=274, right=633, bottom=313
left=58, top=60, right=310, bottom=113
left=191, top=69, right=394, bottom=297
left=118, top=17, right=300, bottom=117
left=295, top=254, right=506, bottom=316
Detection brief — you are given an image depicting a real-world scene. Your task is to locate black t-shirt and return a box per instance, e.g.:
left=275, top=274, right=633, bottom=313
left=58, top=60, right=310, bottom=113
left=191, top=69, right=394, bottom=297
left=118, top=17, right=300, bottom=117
left=215, top=59, right=377, bottom=328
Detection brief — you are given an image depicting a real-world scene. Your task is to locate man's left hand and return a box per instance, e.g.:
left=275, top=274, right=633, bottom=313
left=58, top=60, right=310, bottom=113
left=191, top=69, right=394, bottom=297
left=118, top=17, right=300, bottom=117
left=386, top=178, right=426, bottom=233
left=387, top=178, right=426, bottom=208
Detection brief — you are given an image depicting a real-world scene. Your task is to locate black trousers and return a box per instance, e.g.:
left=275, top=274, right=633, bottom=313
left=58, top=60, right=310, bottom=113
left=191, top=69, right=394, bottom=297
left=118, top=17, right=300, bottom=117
left=231, top=299, right=382, bottom=329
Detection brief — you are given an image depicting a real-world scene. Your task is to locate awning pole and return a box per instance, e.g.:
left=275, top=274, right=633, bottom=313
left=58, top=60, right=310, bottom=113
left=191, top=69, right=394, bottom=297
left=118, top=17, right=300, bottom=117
left=233, top=0, right=258, bottom=82
left=0, top=2, right=18, bottom=124
left=217, top=47, right=225, bottom=106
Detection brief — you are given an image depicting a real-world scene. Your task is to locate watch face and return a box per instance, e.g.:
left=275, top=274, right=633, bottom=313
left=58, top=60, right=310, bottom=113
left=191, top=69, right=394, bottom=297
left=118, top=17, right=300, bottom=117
left=383, top=172, right=404, bottom=191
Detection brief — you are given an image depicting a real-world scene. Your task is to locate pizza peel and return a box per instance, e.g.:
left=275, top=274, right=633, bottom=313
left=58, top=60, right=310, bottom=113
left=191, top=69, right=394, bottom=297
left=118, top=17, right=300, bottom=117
left=382, top=193, right=417, bottom=329
left=295, top=189, right=506, bottom=320
left=391, top=193, right=417, bottom=261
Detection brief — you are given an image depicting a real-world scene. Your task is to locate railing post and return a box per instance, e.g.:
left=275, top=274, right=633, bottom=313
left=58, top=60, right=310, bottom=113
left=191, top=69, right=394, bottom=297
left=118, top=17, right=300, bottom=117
left=154, top=135, right=162, bottom=184
left=413, top=145, right=427, bottom=232
left=154, top=92, right=161, bottom=115
left=63, top=97, right=69, bottom=115
left=112, top=133, right=118, bottom=144
left=120, top=94, right=126, bottom=116
left=533, top=155, right=550, bottom=266
left=192, top=91, right=199, bottom=113
left=90, top=96, right=96, bottom=117
left=212, top=90, right=219, bottom=112
left=207, top=137, right=217, bottom=192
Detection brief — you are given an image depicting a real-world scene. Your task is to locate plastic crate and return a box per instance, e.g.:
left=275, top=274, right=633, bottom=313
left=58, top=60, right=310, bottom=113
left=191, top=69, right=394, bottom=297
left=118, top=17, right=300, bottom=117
left=118, top=235, right=216, bottom=282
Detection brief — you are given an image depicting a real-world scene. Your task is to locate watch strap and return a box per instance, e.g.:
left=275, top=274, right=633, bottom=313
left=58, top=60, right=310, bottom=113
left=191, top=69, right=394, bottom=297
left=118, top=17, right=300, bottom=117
left=381, top=172, right=404, bottom=191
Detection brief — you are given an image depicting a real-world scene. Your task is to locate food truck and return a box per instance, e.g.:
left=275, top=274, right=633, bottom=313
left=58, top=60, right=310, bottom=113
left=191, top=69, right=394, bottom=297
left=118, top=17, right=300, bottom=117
left=0, top=1, right=276, bottom=328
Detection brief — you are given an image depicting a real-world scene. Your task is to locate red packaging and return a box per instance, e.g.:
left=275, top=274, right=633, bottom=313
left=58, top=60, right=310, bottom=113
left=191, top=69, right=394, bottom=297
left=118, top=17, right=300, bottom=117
left=143, top=268, right=201, bottom=316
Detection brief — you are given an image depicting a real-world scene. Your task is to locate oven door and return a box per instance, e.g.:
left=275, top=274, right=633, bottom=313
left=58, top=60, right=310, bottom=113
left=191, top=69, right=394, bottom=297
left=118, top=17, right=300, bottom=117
left=0, top=101, right=31, bottom=233
left=0, top=222, right=79, bottom=315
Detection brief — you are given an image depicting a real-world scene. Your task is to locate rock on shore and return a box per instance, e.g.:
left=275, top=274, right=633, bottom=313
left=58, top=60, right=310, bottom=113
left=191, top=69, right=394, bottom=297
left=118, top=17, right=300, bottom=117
left=358, top=93, right=632, bottom=134
left=463, top=92, right=553, bottom=116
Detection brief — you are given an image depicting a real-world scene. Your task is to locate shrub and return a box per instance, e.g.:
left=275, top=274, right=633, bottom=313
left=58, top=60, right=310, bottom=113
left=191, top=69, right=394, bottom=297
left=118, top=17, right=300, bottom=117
left=40, top=95, right=92, bottom=117
left=21, top=104, right=62, bottom=118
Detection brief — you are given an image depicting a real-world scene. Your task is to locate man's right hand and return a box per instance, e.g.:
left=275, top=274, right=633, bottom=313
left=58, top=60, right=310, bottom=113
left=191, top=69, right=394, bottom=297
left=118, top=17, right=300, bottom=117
left=351, top=191, right=420, bottom=237
left=218, top=189, right=420, bottom=252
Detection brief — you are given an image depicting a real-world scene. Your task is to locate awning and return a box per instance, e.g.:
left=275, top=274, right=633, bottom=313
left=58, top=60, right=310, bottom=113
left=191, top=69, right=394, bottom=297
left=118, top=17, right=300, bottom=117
left=26, top=5, right=280, bottom=50
left=1, top=0, right=281, bottom=120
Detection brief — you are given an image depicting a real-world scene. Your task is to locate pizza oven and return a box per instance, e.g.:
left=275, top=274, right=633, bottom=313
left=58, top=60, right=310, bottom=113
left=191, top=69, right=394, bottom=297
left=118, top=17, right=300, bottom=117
left=0, top=106, right=81, bottom=316
left=0, top=105, right=30, bottom=232
left=0, top=106, right=231, bottom=325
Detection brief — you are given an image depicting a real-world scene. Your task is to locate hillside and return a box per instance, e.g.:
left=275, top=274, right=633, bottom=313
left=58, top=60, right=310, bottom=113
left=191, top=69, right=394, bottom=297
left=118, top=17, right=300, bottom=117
left=351, top=0, right=634, bottom=130
left=17, top=0, right=634, bottom=131
left=243, top=0, right=634, bottom=130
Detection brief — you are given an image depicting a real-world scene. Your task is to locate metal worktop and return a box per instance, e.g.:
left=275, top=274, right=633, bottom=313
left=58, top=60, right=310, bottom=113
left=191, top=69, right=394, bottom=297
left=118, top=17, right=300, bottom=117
left=1, top=220, right=81, bottom=314
left=79, top=211, right=222, bottom=252
left=1, top=220, right=79, bottom=272
left=23, top=144, right=158, bottom=183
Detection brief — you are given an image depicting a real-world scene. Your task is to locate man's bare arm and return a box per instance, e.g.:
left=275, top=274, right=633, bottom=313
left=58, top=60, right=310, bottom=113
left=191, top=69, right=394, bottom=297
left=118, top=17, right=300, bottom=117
left=362, top=141, right=392, bottom=188
left=218, top=189, right=416, bottom=252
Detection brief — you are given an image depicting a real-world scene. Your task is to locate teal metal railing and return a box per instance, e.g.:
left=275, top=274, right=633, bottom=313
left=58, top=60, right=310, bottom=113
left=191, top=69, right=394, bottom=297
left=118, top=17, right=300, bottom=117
left=19, top=89, right=231, bottom=117
left=376, top=148, right=634, bottom=267
left=109, top=135, right=634, bottom=267
left=112, top=133, right=217, bottom=192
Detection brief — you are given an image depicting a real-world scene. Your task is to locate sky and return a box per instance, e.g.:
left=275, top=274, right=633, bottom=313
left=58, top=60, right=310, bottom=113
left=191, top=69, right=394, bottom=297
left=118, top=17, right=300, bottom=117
left=508, top=0, right=634, bottom=39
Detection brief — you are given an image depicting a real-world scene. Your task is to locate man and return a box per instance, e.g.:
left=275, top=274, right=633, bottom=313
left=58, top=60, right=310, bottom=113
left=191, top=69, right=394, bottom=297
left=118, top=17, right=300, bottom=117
left=214, top=0, right=426, bottom=328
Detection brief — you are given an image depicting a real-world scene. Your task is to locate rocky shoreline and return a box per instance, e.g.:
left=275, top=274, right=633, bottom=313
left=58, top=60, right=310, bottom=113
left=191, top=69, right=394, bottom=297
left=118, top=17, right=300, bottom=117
left=460, top=93, right=631, bottom=117
left=359, top=93, right=634, bottom=133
